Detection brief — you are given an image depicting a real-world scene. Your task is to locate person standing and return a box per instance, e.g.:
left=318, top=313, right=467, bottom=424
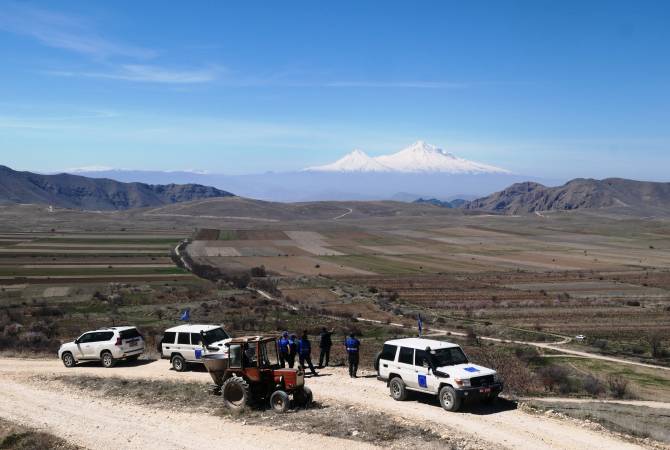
left=287, top=333, right=298, bottom=368
left=318, top=327, right=333, bottom=368
left=298, top=330, right=318, bottom=376
left=345, top=332, right=360, bottom=378
left=277, top=331, right=290, bottom=368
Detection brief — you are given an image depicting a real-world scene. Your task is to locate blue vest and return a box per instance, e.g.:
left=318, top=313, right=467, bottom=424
left=298, top=338, right=311, bottom=356
left=278, top=337, right=290, bottom=354
left=345, top=337, right=360, bottom=353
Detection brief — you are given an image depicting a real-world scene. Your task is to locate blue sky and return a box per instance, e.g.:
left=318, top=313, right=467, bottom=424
left=0, top=0, right=669, bottom=179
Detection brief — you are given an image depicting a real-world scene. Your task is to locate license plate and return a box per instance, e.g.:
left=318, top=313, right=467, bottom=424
left=480, top=387, right=491, bottom=393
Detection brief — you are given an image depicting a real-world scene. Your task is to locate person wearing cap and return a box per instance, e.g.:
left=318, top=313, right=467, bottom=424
left=278, top=331, right=290, bottom=368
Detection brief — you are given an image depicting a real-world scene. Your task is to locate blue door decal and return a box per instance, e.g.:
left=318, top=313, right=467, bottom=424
left=418, top=374, right=427, bottom=388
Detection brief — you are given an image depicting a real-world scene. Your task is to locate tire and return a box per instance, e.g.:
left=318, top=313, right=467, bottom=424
left=222, top=376, right=251, bottom=411
left=439, top=385, right=462, bottom=412
left=171, top=355, right=186, bottom=372
left=373, top=351, right=382, bottom=374
left=270, top=390, right=290, bottom=413
left=389, top=377, right=408, bottom=401
left=101, top=351, right=116, bottom=368
left=61, top=352, right=76, bottom=368
left=293, top=386, right=313, bottom=408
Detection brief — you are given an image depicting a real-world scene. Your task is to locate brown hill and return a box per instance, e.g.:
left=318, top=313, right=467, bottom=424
left=464, top=178, right=670, bottom=215
left=0, top=165, right=234, bottom=210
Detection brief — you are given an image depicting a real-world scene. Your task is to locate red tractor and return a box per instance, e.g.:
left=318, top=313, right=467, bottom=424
left=203, top=335, right=312, bottom=413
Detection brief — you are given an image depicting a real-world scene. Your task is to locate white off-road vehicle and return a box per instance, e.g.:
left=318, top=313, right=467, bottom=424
left=58, top=326, right=145, bottom=368
left=376, top=338, right=503, bottom=411
left=159, top=324, right=231, bottom=372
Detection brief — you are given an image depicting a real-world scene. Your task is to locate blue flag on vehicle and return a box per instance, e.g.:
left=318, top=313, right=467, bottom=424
left=418, top=314, right=423, bottom=336
left=179, top=308, right=190, bottom=322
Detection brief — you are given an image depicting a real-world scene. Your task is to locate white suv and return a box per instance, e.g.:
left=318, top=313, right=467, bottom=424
left=159, top=324, right=231, bottom=372
left=58, top=326, right=145, bottom=368
left=377, top=338, right=503, bottom=411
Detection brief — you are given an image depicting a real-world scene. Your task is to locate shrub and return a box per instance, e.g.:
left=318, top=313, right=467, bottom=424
left=607, top=375, right=629, bottom=399
left=583, top=375, right=605, bottom=397
left=537, top=365, right=570, bottom=392
left=250, top=266, right=267, bottom=277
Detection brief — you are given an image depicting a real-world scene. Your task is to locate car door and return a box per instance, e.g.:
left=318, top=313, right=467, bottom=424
left=176, top=332, right=195, bottom=361
left=414, top=349, right=439, bottom=393
left=77, top=332, right=97, bottom=359
left=396, top=346, right=416, bottom=387
left=190, top=332, right=204, bottom=361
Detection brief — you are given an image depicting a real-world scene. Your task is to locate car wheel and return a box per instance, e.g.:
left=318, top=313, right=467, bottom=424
left=171, top=355, right=186, bottom=372
left=439, top=385, right=462, bottom=412
left=61, top=352, right=76, bottom=368
left=101, top=351, right=116, bottom=368
left=270, top=390, right=290, bottom=413
left=389, top=377, right=408, bottom=401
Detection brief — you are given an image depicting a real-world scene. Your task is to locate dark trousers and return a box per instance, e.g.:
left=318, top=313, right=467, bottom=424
left=348, top=352, right=359, bottom=377
left=319, top=347, right=331, bottom=367
left=287, top=352, right=296, bottom=368
left=279, top=352, right=288, bottom=368
left=299, top=354, right=317, bottom=375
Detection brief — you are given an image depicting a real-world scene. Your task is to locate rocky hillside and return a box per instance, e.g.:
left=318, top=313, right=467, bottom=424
left=465, top=178, right=670, bottom=215
left=0, top=165, right=234, bottom=210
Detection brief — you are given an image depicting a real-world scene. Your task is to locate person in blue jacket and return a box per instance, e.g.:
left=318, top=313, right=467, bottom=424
left=345, top=332, right=361, bottom=378
left=298, top=330, right=318, bottom=376
left=277, top=331, right=290, bottom=368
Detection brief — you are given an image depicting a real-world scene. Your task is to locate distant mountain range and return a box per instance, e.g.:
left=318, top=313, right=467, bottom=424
left=0, top=165, right=234, bottom=210
left=413, top=198, right=468, bottom=208
left=305, top=141, right=510, bottom=174
left=465, top=178, right=670, bottom=215
left=66, top=141, right=529, bottom=202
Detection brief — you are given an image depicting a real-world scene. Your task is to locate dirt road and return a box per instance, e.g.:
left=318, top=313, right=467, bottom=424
left=0, top=358, right=650, bottom=450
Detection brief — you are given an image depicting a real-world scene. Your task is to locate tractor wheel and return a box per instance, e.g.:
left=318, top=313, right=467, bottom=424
left=373, top=351, right=382, bottom=375
left=293, top=386, right=313, bottom=408
left=270, top=390, right=290, bottom=413
left=222, top=376, right=251, bottom=411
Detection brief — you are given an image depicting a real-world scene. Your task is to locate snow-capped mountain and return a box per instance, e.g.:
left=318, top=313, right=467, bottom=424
left=304, top=149, right=391, bottom=172
left=306, top=141, right=510, bottom=174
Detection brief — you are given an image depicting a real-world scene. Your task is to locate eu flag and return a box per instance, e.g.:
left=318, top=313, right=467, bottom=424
left=179, top=308, right=190, bottom=322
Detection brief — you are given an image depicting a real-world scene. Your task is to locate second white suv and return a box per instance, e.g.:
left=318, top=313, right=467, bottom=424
left=159, top=324, right=231, bottom=371
left=58, top=326, right=145, bottom=368
left=377, top=338, right=503, bottom=411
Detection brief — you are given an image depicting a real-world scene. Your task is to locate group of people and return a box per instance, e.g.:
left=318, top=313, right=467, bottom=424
left=277, top=328, right=361, bottom=378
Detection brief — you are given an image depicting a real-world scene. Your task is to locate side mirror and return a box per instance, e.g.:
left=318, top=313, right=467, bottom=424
left=74, top=338, right=80, bottom=344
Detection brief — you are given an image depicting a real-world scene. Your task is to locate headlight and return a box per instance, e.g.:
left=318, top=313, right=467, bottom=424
left=455, top=378, right=471, bottom=387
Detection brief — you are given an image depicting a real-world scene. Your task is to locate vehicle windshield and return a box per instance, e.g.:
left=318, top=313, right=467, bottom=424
left=201, top=327, right=230, bottom=345
left=432, top=347, right=469, bottom=366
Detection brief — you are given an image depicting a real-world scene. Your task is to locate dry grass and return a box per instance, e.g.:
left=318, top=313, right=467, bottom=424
left=53, top=374, right=457, bottom=448
left=0, top=418, right=80, bottom=450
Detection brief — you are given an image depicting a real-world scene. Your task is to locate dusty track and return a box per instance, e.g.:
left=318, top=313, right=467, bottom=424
left=0, top=358, right=650, bottom=450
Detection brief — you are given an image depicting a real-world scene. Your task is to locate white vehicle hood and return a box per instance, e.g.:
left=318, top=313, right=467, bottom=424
left=203, top=338, right=231, bottom=355
left=438, top=363, right=496, bottom=379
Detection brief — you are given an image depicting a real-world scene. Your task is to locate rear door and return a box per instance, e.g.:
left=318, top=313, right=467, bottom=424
left=378, top=344, right=398, bottom=378
left=161, top=332, right=176, bottom=356
left=119, top=328, right=143, bottom=353
left=396, top=346, right=416, bottom=387
left=176, top=332, right=195, bottom=361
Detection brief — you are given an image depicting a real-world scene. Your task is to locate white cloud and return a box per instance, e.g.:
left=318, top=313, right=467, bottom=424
left=48, top=64, right=221, bottom=84
left=0, top=3, right=154, bottom=59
